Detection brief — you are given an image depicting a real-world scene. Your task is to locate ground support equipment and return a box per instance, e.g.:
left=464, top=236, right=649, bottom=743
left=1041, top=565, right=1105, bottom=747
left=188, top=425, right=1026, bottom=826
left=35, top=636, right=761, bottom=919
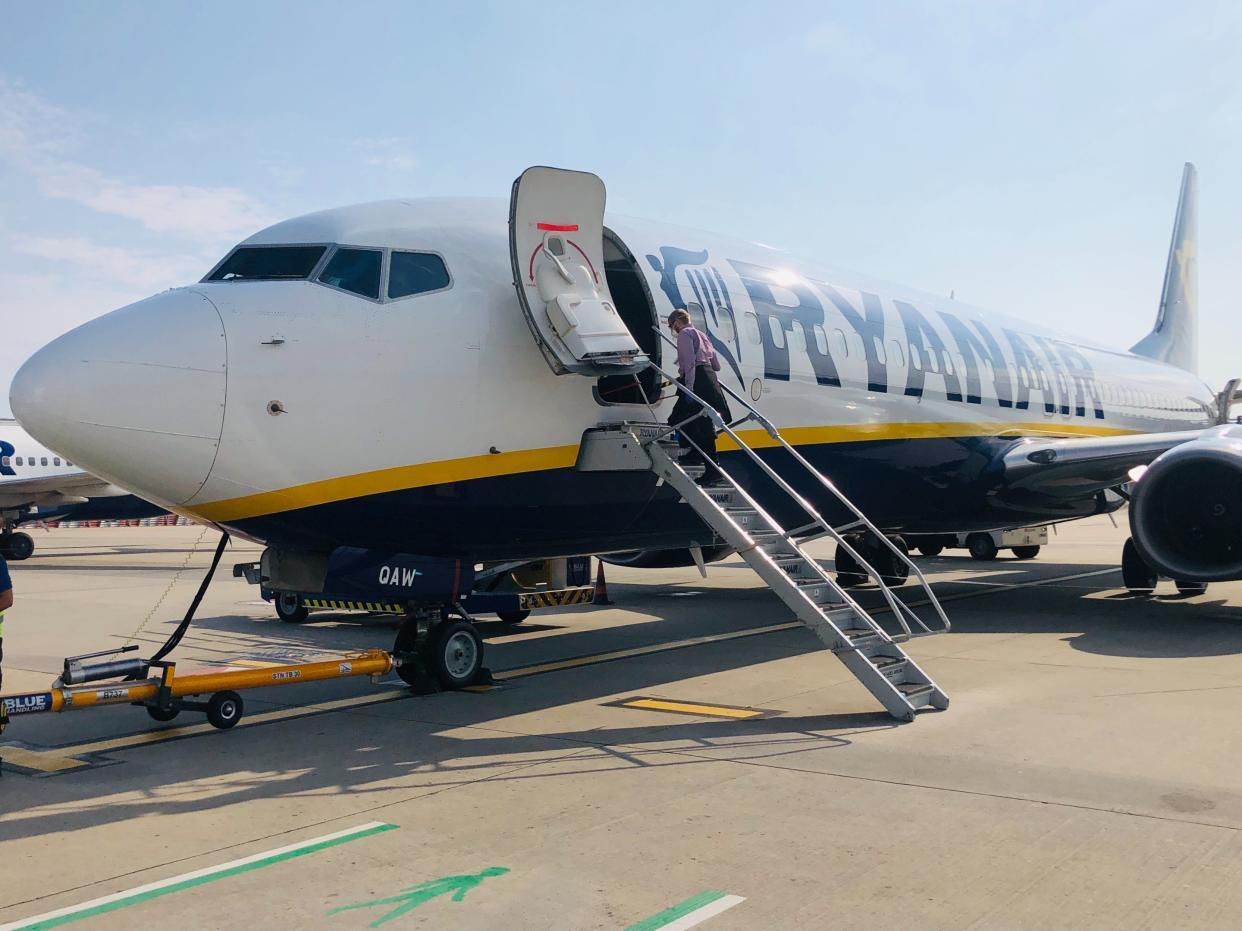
left=1, top=647, right=397, bottom=730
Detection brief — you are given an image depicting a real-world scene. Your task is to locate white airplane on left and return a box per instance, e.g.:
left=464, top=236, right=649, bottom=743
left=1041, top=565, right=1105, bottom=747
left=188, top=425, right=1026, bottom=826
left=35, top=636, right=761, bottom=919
left=0, top=418, right=164, bottom=559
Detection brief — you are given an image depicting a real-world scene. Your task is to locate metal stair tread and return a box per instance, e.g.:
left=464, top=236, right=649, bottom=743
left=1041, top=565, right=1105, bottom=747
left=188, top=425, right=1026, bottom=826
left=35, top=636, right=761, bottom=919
left=870, top=654, right=905, bottom=670
left=895, top=681, right=934, bottom=696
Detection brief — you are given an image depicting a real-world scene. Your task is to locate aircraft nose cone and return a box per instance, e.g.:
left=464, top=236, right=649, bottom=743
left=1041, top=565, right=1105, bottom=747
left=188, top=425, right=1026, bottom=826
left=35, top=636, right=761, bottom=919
left=10, top=289, right=227, bottom=506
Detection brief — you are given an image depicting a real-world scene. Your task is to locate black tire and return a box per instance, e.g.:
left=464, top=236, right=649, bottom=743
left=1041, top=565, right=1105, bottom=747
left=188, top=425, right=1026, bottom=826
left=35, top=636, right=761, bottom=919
left=1012, top=545, right=1041, bottom=560
left=1175, top=579, right=1208, bottom=596
left=206, top=691, right=243, bottom=730
left=274, top=592, right=309, bottom=623
left=966, top=533, right=999, bottom=561
left=393, top=618, right=423, bottom=687
left=880, top=536, right=910, bottom=585
left=147, top=705, right=180, bottom=723
left=835, top=542, right=866, bottom=588
left=5, top=532, right=34, bottom=560
left=496, top=609, right=531, bottom=624
left=424, top=619, right=483, bottom=689
left=1121, top=537, right=1158, bottom=593
left=917, top=543, right=944, bottom=557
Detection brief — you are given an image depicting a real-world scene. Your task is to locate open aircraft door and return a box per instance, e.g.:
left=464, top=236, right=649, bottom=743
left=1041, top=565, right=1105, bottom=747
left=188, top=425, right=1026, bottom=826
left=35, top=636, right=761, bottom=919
left=509, top=166, right=647, bottom=376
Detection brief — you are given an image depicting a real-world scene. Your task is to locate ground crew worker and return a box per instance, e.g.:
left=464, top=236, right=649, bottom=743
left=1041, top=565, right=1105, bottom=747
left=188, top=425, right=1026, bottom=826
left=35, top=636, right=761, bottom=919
left=0, top=553, right=11, bottom=739
left=667, top=308, right=731, bottom=486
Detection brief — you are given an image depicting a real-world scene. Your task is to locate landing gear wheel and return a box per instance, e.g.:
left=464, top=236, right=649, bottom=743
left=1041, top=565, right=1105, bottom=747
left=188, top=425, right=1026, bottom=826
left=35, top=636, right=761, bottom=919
left=425, top=619, right=483, bottom=689
left=393, top=619, right=426, bottom=688
left=1121, top=537, right=1157, bottom=594
left=835, top=541, right=866, bottom=588
left=4, top=532, right=34, bottom=560
left=1175, top=579, right=1208, bottom=596
left=274, top=592, right=309, bottom=623
left=966, top=533, right=998, bottom=561
left=146, top=705, right=180, bottom=723
left=879, top=536, right=910, bottom=585
left=206, top=691, right=243, bottom=730
left=496, top=609, right=531, bottom=624
left=1012, top=545, right=1041, bottom=560
left=917, top=543, right=944, bottom=557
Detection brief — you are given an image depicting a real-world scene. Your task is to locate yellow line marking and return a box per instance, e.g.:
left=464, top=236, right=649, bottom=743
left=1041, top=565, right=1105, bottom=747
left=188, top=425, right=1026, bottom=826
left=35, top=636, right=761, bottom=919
left=185, top=422, right=1136, bottom=522
left=493, top=622, right=803, bottom=680
left=622, top=698, right=765, bottom=718
left=1, top=746, right=89, bottom=773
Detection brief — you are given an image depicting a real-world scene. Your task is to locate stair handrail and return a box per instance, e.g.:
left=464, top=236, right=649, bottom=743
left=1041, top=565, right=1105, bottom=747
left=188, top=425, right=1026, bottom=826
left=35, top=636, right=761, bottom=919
left=647, top=329, right=950, bottom=635
left=636, top=361, right=923, bottom=638
left=641, top=432, right=899, bottom=642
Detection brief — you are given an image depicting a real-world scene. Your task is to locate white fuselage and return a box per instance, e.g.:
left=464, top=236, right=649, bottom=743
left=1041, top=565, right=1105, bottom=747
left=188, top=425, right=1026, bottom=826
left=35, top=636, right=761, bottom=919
left=10, top=198, right=1216, bottom=557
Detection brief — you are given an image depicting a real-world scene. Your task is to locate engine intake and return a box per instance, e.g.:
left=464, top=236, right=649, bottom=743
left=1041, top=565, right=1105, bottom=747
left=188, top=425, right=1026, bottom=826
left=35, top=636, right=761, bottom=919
left=1130, top=436, right=1242, bottom=582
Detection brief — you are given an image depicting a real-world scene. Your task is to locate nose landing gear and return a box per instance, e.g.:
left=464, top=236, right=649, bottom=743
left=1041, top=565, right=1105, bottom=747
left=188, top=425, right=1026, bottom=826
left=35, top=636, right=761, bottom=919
left=392, top=607, right=490, bottom=694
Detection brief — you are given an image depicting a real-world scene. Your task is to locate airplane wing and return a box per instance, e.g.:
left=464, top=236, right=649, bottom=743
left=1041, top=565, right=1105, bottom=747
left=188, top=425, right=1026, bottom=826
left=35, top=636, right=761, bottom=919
left=0, top=471, right=122, bottom=506
left=999, top=428, right=1217, bottom=497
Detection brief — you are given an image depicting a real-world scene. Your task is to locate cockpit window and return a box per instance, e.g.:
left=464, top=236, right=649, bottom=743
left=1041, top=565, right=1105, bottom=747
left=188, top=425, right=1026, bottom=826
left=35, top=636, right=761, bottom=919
left=207, top=246, right=327, bottom=281
left=388, top=251, right=450, bottom=299
left=318, top=247, right=382, bottom=299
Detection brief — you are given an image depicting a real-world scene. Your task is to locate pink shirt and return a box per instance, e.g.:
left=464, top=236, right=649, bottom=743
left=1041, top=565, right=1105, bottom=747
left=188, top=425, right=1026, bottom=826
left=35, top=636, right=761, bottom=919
left=676, top=326, right=719, bottom=392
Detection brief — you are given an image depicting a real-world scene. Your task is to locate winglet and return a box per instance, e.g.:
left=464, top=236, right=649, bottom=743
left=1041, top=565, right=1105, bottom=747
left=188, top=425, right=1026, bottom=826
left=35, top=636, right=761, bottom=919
left=1132, top=162, right=1198, bottom=373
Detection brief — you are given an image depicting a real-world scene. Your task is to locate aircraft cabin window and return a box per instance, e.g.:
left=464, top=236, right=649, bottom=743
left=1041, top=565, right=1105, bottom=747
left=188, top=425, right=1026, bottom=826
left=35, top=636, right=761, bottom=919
left=207, top=245, right=327, bottom=281
left=812, top=325, right=828, bottom=355
left=768, top=317, right=786, bottom=349
left=873, top=337, right=886, bottom=365
left=909, top=345, right=922, bottom=370
left=14, top=457, right=21, bottom=466
left=318, top=247, right=382, bottom=299
left=1, top=456, right=9, bottom=467
left=388, top=251, right=451, bottom=299
left=41, top=457, right=48, bottom=466
left=745, top=312, right=761, bottom=344
left=53, top=457, right=60, bottom=466
left=832, top=329, right=848, bottom=359
left=889, top=341, right=905, bottom=368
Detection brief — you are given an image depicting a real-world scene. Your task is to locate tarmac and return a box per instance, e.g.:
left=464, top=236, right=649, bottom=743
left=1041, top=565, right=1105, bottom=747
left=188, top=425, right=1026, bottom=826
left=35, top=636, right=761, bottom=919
left=2, top=516, right=1242, bottom=930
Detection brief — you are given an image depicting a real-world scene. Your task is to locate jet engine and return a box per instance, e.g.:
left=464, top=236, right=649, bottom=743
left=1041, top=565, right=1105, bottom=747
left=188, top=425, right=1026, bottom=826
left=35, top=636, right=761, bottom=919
left=600, top=545, right=734, bottom=569
left=1130, top=432, right=1242, bottom=582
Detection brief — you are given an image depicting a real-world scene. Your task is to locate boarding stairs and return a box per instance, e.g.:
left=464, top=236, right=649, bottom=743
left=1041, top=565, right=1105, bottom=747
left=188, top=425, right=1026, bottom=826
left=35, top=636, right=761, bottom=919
left=578, top=341, right=951, bottom=721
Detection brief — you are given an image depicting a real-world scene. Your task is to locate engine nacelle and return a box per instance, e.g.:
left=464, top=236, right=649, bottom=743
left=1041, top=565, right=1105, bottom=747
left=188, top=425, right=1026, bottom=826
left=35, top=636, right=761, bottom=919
left=601, top=545, right=734, bottom=569
left=1130, top=432, right=1242, bottom=582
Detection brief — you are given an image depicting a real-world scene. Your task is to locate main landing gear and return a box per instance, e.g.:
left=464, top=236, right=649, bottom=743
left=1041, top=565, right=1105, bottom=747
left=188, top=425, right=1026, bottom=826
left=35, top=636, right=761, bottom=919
left=1121, top=537, right=1209, bottom=596
left=391, top=606, right=491, bottom=693
left=0, top=530, right=34, bottom=561
left=835, top=534, right=910, bottom=588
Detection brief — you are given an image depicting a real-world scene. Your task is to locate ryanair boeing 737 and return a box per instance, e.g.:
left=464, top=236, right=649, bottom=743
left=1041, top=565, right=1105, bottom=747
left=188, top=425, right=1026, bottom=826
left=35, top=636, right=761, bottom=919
left=6, top=163, right=1234, bottom=715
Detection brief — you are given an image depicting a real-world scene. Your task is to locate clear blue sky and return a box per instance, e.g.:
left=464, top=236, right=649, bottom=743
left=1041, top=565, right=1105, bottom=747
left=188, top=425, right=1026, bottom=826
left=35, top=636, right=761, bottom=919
left=2, top=0, right=1240, bottom=415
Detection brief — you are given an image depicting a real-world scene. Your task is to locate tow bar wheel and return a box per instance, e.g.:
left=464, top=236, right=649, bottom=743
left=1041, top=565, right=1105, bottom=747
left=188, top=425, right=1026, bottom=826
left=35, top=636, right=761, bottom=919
left=427, top=619, right=483, bottom=689
left=207, top=690, right=244, bottom=729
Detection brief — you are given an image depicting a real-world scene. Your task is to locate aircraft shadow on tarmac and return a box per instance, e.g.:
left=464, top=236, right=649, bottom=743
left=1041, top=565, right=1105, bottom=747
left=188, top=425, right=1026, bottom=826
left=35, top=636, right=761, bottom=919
left=5, top=561, right=1242, bottom=840
left=0, top=603, right=891, bottom=843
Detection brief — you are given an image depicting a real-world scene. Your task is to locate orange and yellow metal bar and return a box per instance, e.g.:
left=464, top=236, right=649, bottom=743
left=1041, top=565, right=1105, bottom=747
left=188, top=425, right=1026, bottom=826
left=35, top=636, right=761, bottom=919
left=1, top=649, right=394, bottom=718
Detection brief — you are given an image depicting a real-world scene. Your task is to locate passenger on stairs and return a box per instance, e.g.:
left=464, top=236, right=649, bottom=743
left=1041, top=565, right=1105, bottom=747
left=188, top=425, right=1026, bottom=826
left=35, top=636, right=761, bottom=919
left=667, top=308, right=731, bottom=486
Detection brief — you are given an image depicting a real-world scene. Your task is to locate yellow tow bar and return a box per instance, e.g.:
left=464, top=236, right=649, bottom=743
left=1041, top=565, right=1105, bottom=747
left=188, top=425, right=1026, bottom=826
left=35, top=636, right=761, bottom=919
left=0, top=649, right=395, bottom=730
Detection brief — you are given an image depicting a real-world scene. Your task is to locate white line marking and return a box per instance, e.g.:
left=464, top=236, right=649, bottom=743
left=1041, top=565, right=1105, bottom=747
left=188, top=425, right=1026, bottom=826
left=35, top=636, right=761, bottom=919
left=659, top=894, right=746, bottom=930
left=0, top=822, right=393, bottom=930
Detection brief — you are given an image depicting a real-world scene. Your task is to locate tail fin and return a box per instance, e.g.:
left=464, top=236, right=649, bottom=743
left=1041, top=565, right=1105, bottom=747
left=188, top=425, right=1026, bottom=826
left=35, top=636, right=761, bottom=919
left=1131, top=162, right=1198, bottom=373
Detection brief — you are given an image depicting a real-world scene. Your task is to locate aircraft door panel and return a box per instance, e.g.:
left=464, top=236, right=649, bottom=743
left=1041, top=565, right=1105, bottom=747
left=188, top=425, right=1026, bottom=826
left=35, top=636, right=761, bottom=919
left=509, top=166, right=646, bottom=376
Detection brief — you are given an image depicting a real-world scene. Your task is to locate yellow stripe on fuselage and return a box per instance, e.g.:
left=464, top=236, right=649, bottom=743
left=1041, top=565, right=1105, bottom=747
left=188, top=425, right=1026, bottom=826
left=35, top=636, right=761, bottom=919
left=187, top=421, right=1136, bottom=524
